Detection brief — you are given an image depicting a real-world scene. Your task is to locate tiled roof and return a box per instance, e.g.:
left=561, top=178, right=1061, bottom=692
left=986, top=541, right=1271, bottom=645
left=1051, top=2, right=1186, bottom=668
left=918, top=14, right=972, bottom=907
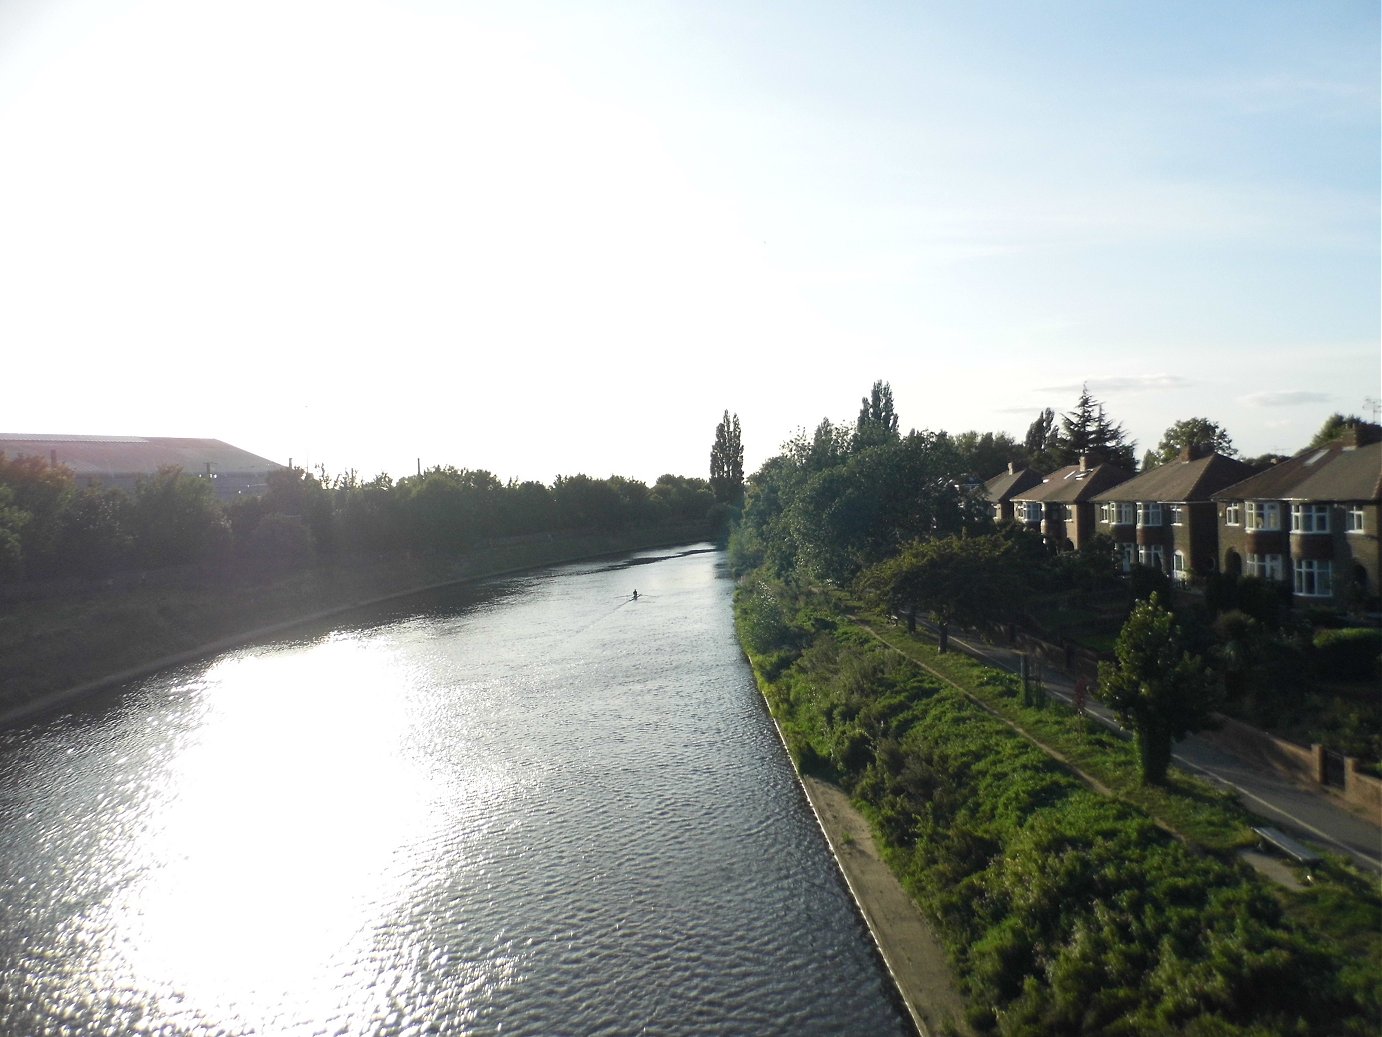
left=1091, top=452, right=1257, bottom=503
left=1211, top=440, right=1382, bottom=503
left=1012, top=461, right=1132, bottom=504
left=982, top=466, right=1044, bottom=502
left=0, top=434, right=283, bottom=479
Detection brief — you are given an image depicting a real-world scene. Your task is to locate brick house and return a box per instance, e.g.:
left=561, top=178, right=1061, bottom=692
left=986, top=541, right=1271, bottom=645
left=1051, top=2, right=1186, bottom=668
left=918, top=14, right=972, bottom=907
left=1090, top=447, right=1257, bottom=578
left=982, top=462, right=1044, bottom=523
left=1008, top=457, right=1132, bottom=551
left=1210, top=429, right=1382, bottom=608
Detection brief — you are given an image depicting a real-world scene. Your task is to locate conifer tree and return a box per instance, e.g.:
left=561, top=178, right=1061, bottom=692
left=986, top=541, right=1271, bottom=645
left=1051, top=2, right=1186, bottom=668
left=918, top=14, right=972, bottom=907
left=709, top=410, right=745, bottom=505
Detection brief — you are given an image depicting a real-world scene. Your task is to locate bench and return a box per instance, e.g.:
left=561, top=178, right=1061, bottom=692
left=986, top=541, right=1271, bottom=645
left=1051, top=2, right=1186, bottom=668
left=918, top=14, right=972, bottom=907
left=1252, top=825, right=1322, bottom=869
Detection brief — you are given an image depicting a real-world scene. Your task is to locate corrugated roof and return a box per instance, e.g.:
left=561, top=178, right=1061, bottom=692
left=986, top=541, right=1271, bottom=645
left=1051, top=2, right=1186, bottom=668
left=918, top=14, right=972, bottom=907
left=0, top=434, right=283, bottom=479
left=1090, top=452, right=1257, bottom=503
left=1211, top=441, right=1382, bottom=503
left=1013, top=461, right=1132, bottom=504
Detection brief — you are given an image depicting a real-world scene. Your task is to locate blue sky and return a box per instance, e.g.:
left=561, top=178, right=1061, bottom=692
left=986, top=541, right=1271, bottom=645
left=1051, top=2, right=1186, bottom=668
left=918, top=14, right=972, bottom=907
left=0, top=0, right=1376, bottom=482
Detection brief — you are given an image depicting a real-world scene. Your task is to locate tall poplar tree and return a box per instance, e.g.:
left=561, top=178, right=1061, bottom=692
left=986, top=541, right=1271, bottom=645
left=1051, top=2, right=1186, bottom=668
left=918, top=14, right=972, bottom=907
left=854, top=379, right=900, bottom=450
left=710, top=410, right=744, bottom=505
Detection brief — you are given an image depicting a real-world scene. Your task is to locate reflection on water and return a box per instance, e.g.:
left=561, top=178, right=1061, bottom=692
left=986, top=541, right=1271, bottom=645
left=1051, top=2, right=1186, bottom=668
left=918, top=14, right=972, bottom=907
left=0, top=546, right=911, bottom=1036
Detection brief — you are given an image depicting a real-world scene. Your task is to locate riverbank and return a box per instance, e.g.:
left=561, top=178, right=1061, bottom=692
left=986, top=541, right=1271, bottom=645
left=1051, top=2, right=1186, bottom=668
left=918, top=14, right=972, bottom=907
left=0, top=524, right=708, bottom=727
left=797, top=775, right=973, bottom=1037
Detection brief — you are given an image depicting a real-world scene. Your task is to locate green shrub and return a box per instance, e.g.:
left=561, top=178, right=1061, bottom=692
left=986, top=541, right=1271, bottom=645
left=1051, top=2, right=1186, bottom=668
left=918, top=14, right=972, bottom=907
left=1313, top=627, right=1382, bottom=680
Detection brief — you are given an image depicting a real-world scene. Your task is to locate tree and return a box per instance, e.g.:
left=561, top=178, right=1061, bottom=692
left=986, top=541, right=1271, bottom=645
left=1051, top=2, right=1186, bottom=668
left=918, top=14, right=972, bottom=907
left=1051, top=385, right=1135, bottom=469
left=951, top=430, right=1023, bottom=478
left=858, top=533, right=1020, bottom=651
left=1022, top=408, right=1060, bottom=471
left=709, top=410, right=745, bottom=505
left=854, top=380, right=900, bottom=450
left=1151, top=418, right=1236, bottom=466
left=1308, top=413, right=1382, bottom=449
left=1097, top=593, right=1220, bottom=784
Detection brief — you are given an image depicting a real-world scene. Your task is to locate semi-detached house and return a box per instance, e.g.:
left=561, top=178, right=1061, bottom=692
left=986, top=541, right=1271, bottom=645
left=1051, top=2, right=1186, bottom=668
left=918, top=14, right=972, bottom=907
left=1005, top=457, right=1132, bottom=551
left=1209, top=428, right=1382, bottom=608
left=1090, top=447, right=1257, bottom=579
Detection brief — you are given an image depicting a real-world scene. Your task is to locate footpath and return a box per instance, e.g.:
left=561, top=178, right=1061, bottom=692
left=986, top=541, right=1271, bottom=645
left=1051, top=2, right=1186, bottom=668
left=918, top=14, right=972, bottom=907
left=905, top=619, right=1381, bottom=875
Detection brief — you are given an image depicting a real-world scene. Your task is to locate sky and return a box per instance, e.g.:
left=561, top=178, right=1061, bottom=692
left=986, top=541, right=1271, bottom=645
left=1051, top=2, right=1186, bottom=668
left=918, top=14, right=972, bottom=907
left=1, top=0, right=1377, bottom=485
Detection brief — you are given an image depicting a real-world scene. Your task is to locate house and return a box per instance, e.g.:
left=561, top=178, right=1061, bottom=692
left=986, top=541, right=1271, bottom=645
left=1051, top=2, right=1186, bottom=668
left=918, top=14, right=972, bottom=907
left=982, top=462, right=1044, bottom=523
left=1210, top=428, right=1382, bottom=608
left=1007, top=456, right=1132, bottom=551
left=0, top=434, right=284, bottom=502
left=1090, top=447, right=1257, bottom=578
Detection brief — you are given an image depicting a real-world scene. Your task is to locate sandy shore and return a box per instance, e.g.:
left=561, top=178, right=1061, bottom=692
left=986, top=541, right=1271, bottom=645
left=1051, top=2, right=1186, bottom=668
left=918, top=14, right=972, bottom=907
left=797, top=774, right=973, bottom=1037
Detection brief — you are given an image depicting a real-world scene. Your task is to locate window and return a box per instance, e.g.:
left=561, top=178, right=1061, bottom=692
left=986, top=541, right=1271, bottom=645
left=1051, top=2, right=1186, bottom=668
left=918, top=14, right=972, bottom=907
left=1348, top=506, right=1366, bottom=533
left=1138, top=544, right=1166, bottom=571
left=1062, top=504, right=1075, bottom=522
left=1112, top=502, right=1134, bottom=525
left=993, top=503, right=1003, bottom=521
left=1224, top=501, right=1241, bottom=526
left=1137, top=502, right=1163, bottom=527
left=1099, top=503, right=1111, bottom=523
left=1293, top=559, right=1333, bottom=598
left=1016, top=501, right=1040, bottom=523
left=1245, top=502, right=1280, bottom=531
left=1170, top=504, right=1184, bottom=526
left=1245, top=553, right=1284, bottom=582
left=1172, top=551, right=1188, bottom=581
left=1290, top=504, right=1330, bottom=533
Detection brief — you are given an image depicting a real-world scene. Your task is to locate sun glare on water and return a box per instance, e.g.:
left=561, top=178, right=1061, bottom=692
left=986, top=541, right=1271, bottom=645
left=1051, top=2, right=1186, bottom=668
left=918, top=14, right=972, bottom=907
left=88, top=635, right=459, bottom=1032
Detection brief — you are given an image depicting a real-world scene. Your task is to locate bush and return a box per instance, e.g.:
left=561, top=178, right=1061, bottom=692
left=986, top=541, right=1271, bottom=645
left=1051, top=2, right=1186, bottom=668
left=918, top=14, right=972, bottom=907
left=1314, top=628, right=1382, bottom=680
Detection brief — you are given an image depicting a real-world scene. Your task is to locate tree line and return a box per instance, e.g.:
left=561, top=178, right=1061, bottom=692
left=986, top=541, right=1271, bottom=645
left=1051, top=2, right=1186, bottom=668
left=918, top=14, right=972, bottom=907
left=0, top=458, right=721, bottom=584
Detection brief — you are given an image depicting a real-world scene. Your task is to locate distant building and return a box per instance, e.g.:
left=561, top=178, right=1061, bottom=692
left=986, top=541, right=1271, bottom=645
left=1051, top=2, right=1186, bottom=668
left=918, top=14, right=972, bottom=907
left=0, top=434, right=284, bottom=502
left=1210, top=428, right=1382, bottom=608
left=1091, top=446, right=1257, bottom=579
left=1008, top=456, right=1132, bottom=552
left=982, top=462, right=1044, bottom=523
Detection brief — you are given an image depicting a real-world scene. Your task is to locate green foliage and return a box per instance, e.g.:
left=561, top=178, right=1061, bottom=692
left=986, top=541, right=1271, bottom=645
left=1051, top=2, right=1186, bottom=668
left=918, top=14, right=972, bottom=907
left=1098, top=593, right=1221, bottom=784
left=1308, top=413, right=1381, bottom=450
left=950, top=430, right=1024, bottom=480
left=1313, top=627, right=1382, bottom=680
left=740, top=582, right=1373, bottom=1034
left=1153, top=417, right=1237, bottom=464
left=1050, top=384, right=1136, bottom=470
left=709, top=410, right=745, bottom=505
left=854, top=379, right=901, bottom=450
left=858, top=533, right=1021, bottom=650
left=129, top=466, right=230, bottom=569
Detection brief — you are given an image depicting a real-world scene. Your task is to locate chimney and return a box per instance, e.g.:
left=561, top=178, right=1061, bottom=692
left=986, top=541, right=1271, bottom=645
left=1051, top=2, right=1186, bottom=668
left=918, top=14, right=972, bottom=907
left=1079, top=454, right=1090, bottom=472
left=1178, top=443, right=1203, bottom=462
left=1008, top=461, right=1018, bottom=475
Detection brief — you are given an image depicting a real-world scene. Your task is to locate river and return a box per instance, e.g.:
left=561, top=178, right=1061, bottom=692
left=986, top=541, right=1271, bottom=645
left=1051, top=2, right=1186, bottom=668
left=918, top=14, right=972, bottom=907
left=0, top=545, right=913, bottom=1036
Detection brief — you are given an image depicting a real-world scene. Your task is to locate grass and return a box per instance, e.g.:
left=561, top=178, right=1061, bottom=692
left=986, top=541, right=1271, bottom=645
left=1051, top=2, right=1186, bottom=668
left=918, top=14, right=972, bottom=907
left=853, top=608, right=1258, bottom=853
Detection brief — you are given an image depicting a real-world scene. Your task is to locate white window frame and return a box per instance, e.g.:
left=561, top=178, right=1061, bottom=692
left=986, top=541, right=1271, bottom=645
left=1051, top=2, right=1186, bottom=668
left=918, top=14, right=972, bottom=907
left=1137, top=502, right=1163, bottom=527
left=1245, top=501, right=1281, bottom=531
left=1290, top=504, right=1330, bottom=534
left=1062, top=504, right=1075, bottom=522
left=1245, top=553, right=1284, bottom=583
left=1118, top=543, right=1135, bottom=573
left=1172, top=550, right=1188, bottom=581
left=1224, top=501, right=1241, bottom=526
left=1138, top=544, right=1166, bottom=571
left=1170, top=504, right=1184, bottom=526
left=1113, top=502, right=1134, bottom=525
left=1347, top=505, right=1366, bottom=533
left=1293, top=558, right=1333, bottom=598
left=1099, top=503, right=1111, bottom=524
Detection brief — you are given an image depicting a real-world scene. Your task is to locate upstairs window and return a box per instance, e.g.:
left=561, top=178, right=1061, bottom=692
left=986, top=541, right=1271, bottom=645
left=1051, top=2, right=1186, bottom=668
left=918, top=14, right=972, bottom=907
left=1224, top=502, right=1241, bottom=526
left=1112, top=503, right=1134, bottom=525
left=1170, top=504, right=1184, bottom=526
left=1062, top=504, right=1075, bottom=522
left=1348, top=505, right=1366, bottom=533
left=1290, top=504, right=1329, bottom=533
left=1137, top=502, right=1163, bottom=527
left=1245, top=502, right=1280, bottom=531
left=1099, top=503, right=1111, bottom=523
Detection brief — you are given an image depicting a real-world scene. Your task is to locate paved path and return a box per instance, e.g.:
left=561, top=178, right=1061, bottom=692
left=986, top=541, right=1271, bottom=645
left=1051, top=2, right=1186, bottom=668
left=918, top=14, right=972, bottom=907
left=914, top=621, right=1382, bottom=874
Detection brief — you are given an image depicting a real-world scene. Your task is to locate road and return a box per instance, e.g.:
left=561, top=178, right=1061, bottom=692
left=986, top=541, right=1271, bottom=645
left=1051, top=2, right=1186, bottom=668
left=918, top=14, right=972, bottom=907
left=918, top=621, right=1382, bottom=874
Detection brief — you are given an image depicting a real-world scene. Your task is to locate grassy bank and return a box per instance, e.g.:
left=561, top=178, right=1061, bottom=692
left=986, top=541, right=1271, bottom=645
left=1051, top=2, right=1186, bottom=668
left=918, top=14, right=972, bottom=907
left=1, top=524, right=708, bottom=721
left=735, top=574, right=1381, bottom=1036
